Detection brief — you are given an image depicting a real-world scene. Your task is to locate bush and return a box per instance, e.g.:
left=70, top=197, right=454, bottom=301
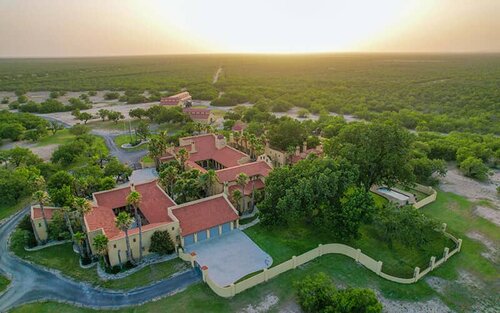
left=295, top=273, right=382, bottom=313
left=104, top=92, right=120, bottom=100
left=149, top=230, right=175, bottom=254
left=8, top=101, right=20, bottom=109
left=11, top=228, right=37, bottom=249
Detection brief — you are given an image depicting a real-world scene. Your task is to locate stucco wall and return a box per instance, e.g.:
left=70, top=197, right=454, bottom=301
left=32, top=217, right=49, bottom=242
left=106, top=221, right=179, bottom=267
left=202, top=229, right=462, bottom=298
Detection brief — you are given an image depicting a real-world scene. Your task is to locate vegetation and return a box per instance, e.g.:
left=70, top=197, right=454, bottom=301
left=149, top=230, right=175, bottom=255
left=0, top=110, right=49, bottom=142
left=295, top=272, right=382, bottom=313
left=0, top=274, right=10, bottom=293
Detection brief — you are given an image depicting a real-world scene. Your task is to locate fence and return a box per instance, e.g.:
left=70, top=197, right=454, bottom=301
left=413, top=184, right=437, bottom=209
left=201, top=223, right=462, bottom=298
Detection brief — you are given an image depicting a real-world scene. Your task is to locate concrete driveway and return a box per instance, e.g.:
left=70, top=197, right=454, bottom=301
left=186, top=229, right=272, bottom=287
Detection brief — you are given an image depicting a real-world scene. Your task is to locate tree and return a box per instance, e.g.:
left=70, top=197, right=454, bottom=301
left=73, top=197, right=93, bottom=257
left=159, top=165, right=178, bottom=196
left=115, top=211, right=134, bottom=264
left=0, top=123, right=25, bottom=141
left=92, top=234, right=110, bottom=268
left=236, top=173, right=249, bottom=212
left=4, top=147, right=42, bottom=167
left=49, top=121, right=64, bottom=135
left=104, top=158, right=132, bottom=182
left=32, top=190, right=51, bottom=241
left=231, top=189, right=242, bottom=212
left=77, top=112, right=93, bottom=124
left=129, top=108, right=146, bottom=120
left=328, top=122, right=415, bottom=190
left=107, top=111, right=124, bottom=124
left=148, top=135, right=167, bottom=170
left=73, top=231, right=86, bottom=257
left=176, top=148, right=189, bottom=172
left=61, top=206, right=75, bottom=240
left=135, top=121, right=150, bottom=141
left=127, top=190, right=143, bottom=262
left=149, top=230, right=175, bottom=254
left=459, top=156, right=489, bottom=180
left=295, top=273, right=382, bottom=313
left=97, top=109, right=110, bottom=121
left=69, top=124, right=90, bottom=136
left=199, top=169, right=217, bottom=196
left=268, top=118, right=307, bottom=151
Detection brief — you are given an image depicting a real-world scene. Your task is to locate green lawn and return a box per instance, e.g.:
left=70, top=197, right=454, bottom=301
left=11, top=190, right=500, bottom=312
left=0, top=274, right=10, bottom=294
left=35, top=129, right=75, bottom=147
left=11, top=242, right=188, bottom=291
left=0, top=197, right=30, bottom=221
left=113, top=134, right=148, bottom=152
left=86, top=119, right=143, bottom=131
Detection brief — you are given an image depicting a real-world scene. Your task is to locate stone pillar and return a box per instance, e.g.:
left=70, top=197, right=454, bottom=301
left=218, top=225, right=222, bottom=235
left=443, top=247, right=449, bottom=261
left=430, top=256, right=436, bottom=270
left=190, top=252, right=196, bottom=268
left=355, top=249, right=361, bottom=262
left=230, top=221, right=234, bottom=230
left=376, top=261, right=383, bottom=275
left=236, top=219, right=240, bottom=228
left=458, top=239, right=463, bottom=252
left=442, top=223, right=447, bottom=232
left=414, top=267, right=420, bottom=281
left=201, top=266, right=208, bottom=282
left=263, top=268, right=269, bottom=282
left=318, top=244, right=323, bottom=256
left=292, top=256, right=297, bottom=269
left=206, top=229, right=210, bottom=239
left=194, top=233, right=198, bottom=243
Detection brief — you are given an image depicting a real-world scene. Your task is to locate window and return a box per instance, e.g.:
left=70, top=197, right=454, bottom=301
left=113, top=244, right=116, bottom=249
left=172, top=227, right=175, bottom=231
left=38, top=223, right=41, bottom=227
left=133, top=238, right=136, bottom=242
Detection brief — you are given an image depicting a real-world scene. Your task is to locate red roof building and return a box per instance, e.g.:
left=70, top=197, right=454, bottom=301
left=31, top=206, right=59, bottom=220
left=170, top=194, right=239, bottom=236
left=183, top=107, right=213, bottom=123
left=86, top=180, right=176, bottom=240
left=215, top=161, right=272, bottom=183
left=160, top=134, right=250, bottom=169
left=160, top=91, right=192, bottom=106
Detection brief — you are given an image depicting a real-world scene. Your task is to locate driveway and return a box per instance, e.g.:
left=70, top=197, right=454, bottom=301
left=0, top=208, right=201, bottom=312
left=186, top=229, right=272, bottom=287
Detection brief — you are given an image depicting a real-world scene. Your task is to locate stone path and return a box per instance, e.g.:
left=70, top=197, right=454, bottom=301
left=0, top=207, right=201, bottom=312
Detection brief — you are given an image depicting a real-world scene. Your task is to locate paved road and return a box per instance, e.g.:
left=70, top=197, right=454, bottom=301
left=0, top=208, right=201, bottom=312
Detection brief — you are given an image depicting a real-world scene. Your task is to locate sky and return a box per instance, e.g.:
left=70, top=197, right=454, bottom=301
left=0, top=0, right=499, bottom=57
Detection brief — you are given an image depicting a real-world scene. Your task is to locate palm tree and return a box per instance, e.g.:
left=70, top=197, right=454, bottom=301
left=115, top=211, right=134, bottom=264
left=176, top=148, right=189, bottom=172
left=231, top=190, right=243, bottom=213
left=61, top=206, right=75, bottom=239
left=148, top=136, right=167, bottom=170
left=32, top=190, right=51, bottom=240
left=159, top=165, right=178, bottom=196
left=199, top=169, right=217, bottom=196
left=73, top=197, right=93, bottom=257
left=233, top=131, right=241, bottom=147
left=73, top=231, right=86, bottom=257
left=126, top=190, right=143, bottom=262
left=236, top=173, right=249, bottom=212
left=92, top=234, right=110, bottom=268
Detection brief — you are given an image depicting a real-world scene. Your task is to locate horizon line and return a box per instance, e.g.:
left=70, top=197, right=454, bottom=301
left=1, top=50, right=500, bottom=60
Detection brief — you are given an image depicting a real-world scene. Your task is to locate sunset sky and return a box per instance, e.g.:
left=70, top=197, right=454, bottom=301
left=1, top=0, right=499, bottom=57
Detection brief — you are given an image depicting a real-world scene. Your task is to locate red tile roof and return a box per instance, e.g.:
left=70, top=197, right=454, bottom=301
left=291, top=148, right=322, bottom=164
left=170, top=195, right=238, bottom=236
left=160, top=91, right=192, bottom=105
left=215, top=161, right=272, bottom=183
left=228, top=179, right=265, bottom=196
left=86, top=180, right=176, bottom=240
left=31, top=206, right=59, bottom=220
left=232, top=121, right=247, bottom=131
left=161, top=134, right=249, bottom=169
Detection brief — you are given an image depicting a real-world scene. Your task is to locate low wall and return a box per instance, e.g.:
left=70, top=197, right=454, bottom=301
left=202, top=226, right=462, bottom=298
left=413, top=184, right=437, bottom=209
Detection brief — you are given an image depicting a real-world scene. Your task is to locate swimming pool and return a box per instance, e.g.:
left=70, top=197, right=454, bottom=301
left=377, top=187, right=409, bottom=202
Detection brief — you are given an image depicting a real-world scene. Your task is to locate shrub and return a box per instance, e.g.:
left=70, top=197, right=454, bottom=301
left=104, top=92, right=120, bottom=100
left=8, top=101, right=19, bottom=109
left=11, top=228, right=37, bottom=249
left=149, top=230, right=175, bottom=254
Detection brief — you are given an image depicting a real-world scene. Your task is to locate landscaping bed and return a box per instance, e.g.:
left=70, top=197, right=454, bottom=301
left=0, top=275, right=10, bottom=294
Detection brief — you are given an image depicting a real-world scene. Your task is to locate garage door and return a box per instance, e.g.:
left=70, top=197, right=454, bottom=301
left=210, top=226, right=219, bottom=238
left=184, top=234, right=194, bottom=246
left=197, top=230, right=207, bottom=242
left=221, top=222, right=231, bottom=234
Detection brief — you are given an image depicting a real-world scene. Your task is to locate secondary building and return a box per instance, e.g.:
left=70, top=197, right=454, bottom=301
left=160, top=91, right=192, bottom=106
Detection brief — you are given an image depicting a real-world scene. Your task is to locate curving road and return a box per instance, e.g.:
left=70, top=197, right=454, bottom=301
left=0, top=208, right=201, bottom=312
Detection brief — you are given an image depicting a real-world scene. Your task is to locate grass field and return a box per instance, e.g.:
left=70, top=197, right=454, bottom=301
left=35, top=129, right=75, bottom=147
left=0, top=274, right=10, bottom=294
left=113, top=134, right=148, bottom=152
left=10, top=190, right=500, bottom=312
left=11, top=242, right=187, bottom=291
left=0, top=197, right=30, bottom=221
left=86, top=119, right=144, bottom=131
